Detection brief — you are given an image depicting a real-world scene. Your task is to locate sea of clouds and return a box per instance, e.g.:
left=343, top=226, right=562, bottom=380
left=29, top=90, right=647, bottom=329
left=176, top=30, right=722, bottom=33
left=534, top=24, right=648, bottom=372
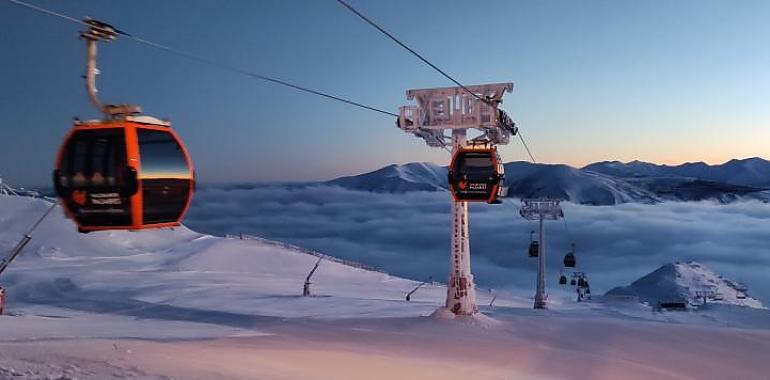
left=184, top=184, right=770, bottom=302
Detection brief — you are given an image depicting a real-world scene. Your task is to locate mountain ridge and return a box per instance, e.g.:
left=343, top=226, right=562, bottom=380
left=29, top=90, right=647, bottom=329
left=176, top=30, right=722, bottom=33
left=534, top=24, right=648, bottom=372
left=326, top=157, right=770, bottom=205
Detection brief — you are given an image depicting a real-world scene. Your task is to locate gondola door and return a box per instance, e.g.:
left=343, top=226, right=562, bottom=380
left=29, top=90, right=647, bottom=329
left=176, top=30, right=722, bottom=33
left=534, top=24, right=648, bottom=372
left=54, top=123, right=137, bottom=231
left=135, top=125, right=194, bottom=227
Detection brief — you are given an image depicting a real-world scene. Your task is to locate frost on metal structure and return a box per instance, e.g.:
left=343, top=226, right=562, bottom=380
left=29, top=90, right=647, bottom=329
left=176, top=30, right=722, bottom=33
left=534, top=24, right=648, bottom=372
left=397, top=83, right=517, bottom=316
left=520, top=198, right=564, bottom=309
left=398, top=83, right=517, bottom=147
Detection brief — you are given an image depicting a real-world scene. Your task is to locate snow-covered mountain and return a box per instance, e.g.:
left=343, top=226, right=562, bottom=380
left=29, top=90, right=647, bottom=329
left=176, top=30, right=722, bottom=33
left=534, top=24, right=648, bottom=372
left=326, top=158, right=770, bottom=205
left=582, top=160, right=664, bottom=177
left=584, top=157, right=770, bottom=188
left=606, top=261, right=764, bottom=309
left=502, top=162, right=661, bottom=205
left=328, top=162, right=448, bottom=193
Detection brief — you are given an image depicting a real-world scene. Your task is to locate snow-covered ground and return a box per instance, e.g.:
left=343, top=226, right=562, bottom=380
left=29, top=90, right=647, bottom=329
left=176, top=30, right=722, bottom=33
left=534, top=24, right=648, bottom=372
left=1, top=194, right=770, bottom=379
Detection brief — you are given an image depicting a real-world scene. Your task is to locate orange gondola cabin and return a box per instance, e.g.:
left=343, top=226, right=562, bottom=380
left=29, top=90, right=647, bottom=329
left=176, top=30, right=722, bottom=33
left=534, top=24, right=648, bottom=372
left=54, top=116, right=194, bottom=233
left=447, top=145, right=505, bottom=204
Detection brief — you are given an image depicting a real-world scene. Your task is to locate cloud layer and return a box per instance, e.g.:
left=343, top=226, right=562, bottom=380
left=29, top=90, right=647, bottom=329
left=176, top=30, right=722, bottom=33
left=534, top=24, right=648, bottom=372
left=184, top=185, right=770, bottom=302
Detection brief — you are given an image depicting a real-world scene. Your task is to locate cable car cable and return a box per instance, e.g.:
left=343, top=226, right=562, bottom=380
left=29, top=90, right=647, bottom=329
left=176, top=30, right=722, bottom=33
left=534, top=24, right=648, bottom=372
left=516, top=131, right=537, bottom=164
left=562, top=217, right=575, bottom=246
left=6, top=0, right=84, bottom=25
left=4, top=0, right=399, bottom=118
left=122, top=34, right=400, bottom=117
left=334, top=0, right=491, bottom=106
left=334, top=0, right=547, bottom=166
left=6, top=0, right=456, bottom=159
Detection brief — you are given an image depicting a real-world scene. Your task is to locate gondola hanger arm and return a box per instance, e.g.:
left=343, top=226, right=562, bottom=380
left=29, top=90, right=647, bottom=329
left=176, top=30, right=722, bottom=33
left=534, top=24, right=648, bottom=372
left=80, top=18, right=141, bottom=119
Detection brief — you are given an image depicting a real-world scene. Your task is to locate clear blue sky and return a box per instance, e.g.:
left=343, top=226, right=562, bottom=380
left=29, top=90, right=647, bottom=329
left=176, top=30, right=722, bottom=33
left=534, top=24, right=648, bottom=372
left=2, top=0, right=769, bottom=186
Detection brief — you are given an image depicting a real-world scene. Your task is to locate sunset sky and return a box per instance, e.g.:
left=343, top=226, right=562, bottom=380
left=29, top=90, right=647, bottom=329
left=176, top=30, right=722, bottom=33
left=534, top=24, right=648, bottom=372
left=1, top=0, right=769, bottom=186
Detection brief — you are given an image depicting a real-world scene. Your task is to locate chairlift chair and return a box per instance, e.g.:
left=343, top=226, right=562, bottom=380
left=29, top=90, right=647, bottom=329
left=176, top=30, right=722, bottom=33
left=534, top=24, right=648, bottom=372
left=563, top=252, right=576, bottom=268
left=528, top=230, right=539, bottom=257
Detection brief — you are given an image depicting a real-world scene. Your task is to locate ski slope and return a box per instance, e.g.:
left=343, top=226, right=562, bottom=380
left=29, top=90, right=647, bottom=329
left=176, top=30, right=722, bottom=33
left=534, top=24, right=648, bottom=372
left=1, top=194, right=770, bottom=380
left=1, top=195, right=520, bottom=322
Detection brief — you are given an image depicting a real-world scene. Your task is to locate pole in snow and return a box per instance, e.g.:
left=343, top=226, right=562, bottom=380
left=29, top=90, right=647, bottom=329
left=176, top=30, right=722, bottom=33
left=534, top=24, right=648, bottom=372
left=0, top=201, right=58, bottom=316
left=406, top=276, right=432, bottom=301
left=303, top=257, right=323, bottom=297
left=489, top=289, right=498, bottom=308
left=0, top=202, right=58, bottom=278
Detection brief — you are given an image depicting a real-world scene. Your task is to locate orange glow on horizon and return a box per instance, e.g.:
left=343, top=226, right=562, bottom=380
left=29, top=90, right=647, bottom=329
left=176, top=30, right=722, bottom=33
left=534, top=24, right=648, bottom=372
left=140, top=173, right=193, bottom=180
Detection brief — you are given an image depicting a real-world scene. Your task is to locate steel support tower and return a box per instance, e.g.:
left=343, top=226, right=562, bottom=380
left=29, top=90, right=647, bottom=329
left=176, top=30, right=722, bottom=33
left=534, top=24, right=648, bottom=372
left=520, top=198, right=563, bottom=309
left=398, top=83, right=517, bottom=315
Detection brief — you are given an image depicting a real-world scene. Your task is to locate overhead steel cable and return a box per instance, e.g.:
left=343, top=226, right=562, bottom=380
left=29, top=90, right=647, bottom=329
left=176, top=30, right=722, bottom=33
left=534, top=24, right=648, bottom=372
left=336, top=0, right=583, bottom=259
left=562, top=216, right=575, bottom=246
left=4, top=0, right=398, bottom=118
left=334, top=0, right=541, bottom=162
left=123, top=35, right=400, bottom=117
left=335, top=0, right=491, bottom=106
left=516, top=131, right=538, bottom=164
left=6, top=0, right=84, bottom=24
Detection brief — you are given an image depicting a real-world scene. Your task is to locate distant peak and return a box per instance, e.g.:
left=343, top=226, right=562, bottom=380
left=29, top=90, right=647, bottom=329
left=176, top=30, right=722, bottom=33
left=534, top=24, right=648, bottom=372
left=676, top=260, right=704, bottom=269
left=729, top=157, right=768, bottom=164
left=405, top=162, right=441, bottom=169
left=581, top=160, right=622, bottom=168
left=626, top=159, right=653, bottom=165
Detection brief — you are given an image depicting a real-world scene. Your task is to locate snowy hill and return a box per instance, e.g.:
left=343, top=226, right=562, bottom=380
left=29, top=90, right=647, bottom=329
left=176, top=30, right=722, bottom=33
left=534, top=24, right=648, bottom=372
left=1, top=194, right=503, bottom=320
left=606, top=261, right=764, bottom=309
left=327, top=159, right=770, bottom=205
